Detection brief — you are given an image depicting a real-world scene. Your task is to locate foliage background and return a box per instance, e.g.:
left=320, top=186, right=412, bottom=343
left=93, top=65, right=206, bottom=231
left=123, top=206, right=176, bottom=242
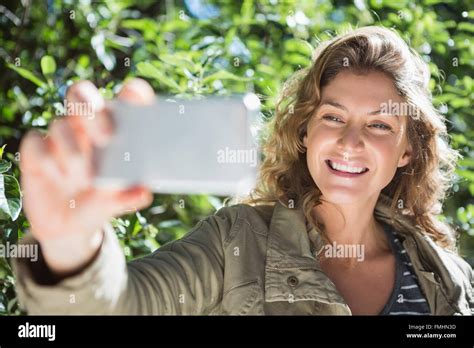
left=0, top=0, right=473, bottom=315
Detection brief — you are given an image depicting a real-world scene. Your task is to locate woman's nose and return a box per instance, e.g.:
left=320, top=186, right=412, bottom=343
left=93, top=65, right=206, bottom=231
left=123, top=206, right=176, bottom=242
left=337, top=126, right=365, bottom=152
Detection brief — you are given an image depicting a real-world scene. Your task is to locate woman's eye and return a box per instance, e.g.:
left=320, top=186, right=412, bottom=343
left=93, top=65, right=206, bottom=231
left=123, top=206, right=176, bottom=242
left=322, top=115, right=343, bottom=123
left=369, top=123, right=392, bottom=131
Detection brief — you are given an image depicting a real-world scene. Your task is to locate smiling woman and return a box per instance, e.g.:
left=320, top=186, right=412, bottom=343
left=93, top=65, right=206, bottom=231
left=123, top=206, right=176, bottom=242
left=12, top=26, right=474, bottom=316
left=242, top=26, right=473, bottom=315
left=247, top=26, right=460, bottom=250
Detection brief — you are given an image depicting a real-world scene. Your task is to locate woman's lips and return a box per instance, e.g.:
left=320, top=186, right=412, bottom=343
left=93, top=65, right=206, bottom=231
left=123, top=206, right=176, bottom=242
left=324, top=160, right=369, bottom=178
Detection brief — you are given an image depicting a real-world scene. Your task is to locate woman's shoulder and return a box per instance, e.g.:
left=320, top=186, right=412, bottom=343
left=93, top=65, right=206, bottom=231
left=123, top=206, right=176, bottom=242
left=409, top=229, right=473, bottom=289
left=215, top=203, right=276, bottom=234
left=170, top=203, right=277, bottom=246
left=422, top=232, right=471, bottom=272
left=439, top=246, right=474, bottom=283
left=381, top=211, right=472, bottom=283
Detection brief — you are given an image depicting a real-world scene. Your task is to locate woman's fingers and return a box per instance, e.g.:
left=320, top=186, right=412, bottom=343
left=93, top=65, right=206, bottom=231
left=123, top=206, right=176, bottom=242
left=117, top=78, right=155, bottom=105
left=19, top=130, right=63, bottom=183
left=19, top=79, right=156, bottom=244
left=73, top=186, right=153, bottom=232
left=47, top=119, right=90, bottom=193
left=65, top=80, right=112, bottom=147
left=19, top=131, right=66, bottom=237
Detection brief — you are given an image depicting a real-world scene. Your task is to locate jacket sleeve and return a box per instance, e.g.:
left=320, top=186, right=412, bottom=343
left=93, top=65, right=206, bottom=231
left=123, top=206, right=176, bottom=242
left=12, top=206, right=238, bottom=315
left=452, top=252, right=474, bottom=315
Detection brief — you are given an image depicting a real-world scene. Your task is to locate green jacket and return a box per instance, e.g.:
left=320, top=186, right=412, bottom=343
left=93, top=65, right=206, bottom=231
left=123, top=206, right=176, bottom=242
left=12, top=194, right=474, bottom=315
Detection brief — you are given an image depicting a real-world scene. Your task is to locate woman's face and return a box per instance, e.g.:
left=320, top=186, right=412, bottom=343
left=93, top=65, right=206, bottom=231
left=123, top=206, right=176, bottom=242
left=303, top=70, right=412, bottom=204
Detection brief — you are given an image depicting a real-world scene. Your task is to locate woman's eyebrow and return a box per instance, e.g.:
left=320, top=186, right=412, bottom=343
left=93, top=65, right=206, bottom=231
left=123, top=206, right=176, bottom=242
left=319, top=100, right=348, bottom=112
left=319, top=100, right=400, bottom=120
left=367, top=109, right=401, bottom=122
left=368, top=109, right=397, bottom=116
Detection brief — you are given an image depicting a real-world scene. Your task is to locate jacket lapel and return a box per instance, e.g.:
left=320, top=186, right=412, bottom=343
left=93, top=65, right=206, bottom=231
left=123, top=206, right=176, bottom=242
left=374, top=194, right=471, bottom=315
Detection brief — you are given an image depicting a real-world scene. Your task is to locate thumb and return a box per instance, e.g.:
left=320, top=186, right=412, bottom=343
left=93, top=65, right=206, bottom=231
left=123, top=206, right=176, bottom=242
left=75, top=186, right=153, bottom=231
left=109, top=185, right=153, bottom=216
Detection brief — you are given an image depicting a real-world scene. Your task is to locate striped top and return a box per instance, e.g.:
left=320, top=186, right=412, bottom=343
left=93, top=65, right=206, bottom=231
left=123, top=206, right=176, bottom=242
left=379, top=222, right=431, bottom=315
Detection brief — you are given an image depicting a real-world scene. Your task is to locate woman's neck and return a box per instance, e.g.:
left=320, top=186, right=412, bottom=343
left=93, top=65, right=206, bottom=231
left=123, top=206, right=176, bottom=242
left=312, top=192, right=389, bottom=265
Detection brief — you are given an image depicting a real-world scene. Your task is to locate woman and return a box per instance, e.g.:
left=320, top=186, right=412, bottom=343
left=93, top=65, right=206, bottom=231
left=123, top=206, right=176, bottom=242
left=13, top=26, right=473, bottom=315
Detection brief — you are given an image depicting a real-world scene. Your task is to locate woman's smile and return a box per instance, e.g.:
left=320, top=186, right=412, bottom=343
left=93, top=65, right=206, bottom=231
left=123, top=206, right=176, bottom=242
left=324, top=159, right=369, bottom=178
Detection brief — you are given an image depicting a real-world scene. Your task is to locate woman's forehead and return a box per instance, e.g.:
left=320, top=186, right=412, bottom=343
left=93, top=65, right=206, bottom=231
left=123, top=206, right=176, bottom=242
left=319, top=71, right=405, bottom=112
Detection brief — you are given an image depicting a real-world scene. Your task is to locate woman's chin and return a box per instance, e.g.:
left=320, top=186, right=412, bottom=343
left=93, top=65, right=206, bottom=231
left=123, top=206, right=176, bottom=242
left=319, top=188, right=367, bottom=205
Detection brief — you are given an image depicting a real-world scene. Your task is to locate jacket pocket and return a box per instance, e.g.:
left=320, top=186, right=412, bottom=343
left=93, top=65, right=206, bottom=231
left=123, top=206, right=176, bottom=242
left=222, top=280, right=263, bottom=315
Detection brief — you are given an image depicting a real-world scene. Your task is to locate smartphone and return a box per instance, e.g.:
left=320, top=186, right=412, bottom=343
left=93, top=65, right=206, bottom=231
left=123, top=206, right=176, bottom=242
left=93, top=93, right=261, bottom=196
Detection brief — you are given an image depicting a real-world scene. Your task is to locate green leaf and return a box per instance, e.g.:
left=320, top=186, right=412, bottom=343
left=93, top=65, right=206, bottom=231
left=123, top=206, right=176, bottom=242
left=284, top=53, right=310, bottom=67
left=451, top=134, right=467, bottom=145
left=7, top=64, right=46, bottom=88
left=0, top=144, right=5, bottom=159
left=457, top=206, right=468, bottom=223
left=7, top=297, right=17, bottom=313
left=0, top=292, right=6, bottom=313
left=458, top=22, right=474, bottom=33
left=450, top=98, right=469, bottom=108
left=284, top=38, right=313, bottom=56
left=159, top=54, right=198, bottom=74
left=132, top=218, right=142, bottom=237
left=456, top=169, right=474, bottom=182
left=136, top=61, right=182, bottom=91
left=459, top=158, right=474, bottom=168
left=462, top=76, right=473, bottom=91
left=240, top=0, right=254, bottom=24
left=202, top=70, right=250, bottom=84
left=0, top=160, right=11, bottom=174
left=0, top=175, right=22, bottom=221
left=40, top=55, right=56, bottom=76
left=256, top=64, right=276, bottom=76
left=1, top=221, right=18, bottom=245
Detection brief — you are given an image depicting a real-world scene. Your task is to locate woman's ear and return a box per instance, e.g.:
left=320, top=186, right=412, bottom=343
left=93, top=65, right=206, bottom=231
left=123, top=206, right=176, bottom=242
left=397, top=142, right=413, bottom=168
left=303, top=134, right=308, bottom=148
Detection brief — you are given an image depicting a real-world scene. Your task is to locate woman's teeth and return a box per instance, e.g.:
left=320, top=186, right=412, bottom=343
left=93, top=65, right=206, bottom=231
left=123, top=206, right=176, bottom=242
left=327, top=160, right=368, bottom=174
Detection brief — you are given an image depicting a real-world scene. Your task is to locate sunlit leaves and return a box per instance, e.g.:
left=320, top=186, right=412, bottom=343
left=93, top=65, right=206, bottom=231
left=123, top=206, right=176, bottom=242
left=40, top=55, right=56, bottom=76
left=136, top=61, right=183, bottom=92
left=0, top=173, right=22, bottom=222
left=6, top=64, right=46, bottom=88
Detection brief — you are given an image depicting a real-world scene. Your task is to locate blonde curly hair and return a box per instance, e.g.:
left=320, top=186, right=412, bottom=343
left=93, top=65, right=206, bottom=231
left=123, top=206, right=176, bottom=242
left=241, top=26, right=461, bottom=250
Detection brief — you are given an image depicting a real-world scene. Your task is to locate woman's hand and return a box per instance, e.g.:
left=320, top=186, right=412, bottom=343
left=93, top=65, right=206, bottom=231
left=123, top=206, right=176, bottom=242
left=19, top=78, right=154, bottom=276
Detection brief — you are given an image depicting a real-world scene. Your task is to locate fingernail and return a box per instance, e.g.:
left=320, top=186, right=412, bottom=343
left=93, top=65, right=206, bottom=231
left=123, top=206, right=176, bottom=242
left=76, top=82, right=105, bottom=113
left=140, top=190, right=152, bottom=204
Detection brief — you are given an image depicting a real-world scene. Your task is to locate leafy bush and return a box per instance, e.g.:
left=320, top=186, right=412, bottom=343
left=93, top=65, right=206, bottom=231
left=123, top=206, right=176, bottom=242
left=0, top=0, right=473, bottom=315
